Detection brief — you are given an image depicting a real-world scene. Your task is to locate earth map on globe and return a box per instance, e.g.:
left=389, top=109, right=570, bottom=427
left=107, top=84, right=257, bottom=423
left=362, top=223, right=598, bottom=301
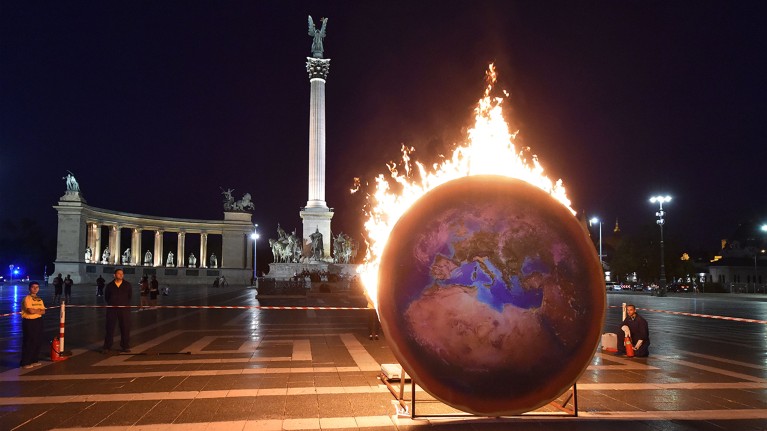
left=378, top=176, right=605, bottom=416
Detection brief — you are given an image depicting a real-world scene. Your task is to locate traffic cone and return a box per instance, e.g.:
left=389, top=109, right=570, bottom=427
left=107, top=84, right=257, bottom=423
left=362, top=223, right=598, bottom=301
left=624, top=336, right=635, bottom=358
left=51, top=337, right=68, bottom=362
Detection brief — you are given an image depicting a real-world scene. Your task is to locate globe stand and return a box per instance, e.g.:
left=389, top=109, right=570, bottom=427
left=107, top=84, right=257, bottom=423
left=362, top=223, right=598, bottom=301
left=381, top=365, right=578, bottom=419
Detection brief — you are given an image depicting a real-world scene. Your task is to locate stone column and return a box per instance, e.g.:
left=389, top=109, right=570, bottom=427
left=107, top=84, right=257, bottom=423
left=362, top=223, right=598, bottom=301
left=177, top=232, right=186, bottom=267
left=86, top=223, right=98, bottom=262
left=52, top=191, right=88, bottom=283
left=93, top=224, right=102, bottom=264
left=302, top=56, right=334, bottom=258
left=131, top=228, right=141, bottom=266
left=109, top=225, right=122, bottom=265
left=154, top=230, right=163, bottom=267
left=305, top=57, right=331, bottom=209
left=200, top=233, right=208, bottom=268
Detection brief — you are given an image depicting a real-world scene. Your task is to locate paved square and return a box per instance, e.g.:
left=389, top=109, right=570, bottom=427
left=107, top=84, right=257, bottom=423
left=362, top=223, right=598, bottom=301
left=1, top=285, right=766, bottom=430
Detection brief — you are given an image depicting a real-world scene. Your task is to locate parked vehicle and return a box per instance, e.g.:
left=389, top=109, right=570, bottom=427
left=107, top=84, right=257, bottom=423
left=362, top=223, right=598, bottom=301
left=605, top=282, right=622, bottom=291
left=668, top=283, right=693, bottom=293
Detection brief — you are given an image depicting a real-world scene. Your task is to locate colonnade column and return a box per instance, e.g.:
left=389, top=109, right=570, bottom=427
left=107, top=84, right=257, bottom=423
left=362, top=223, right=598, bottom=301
left=200, top=233, right=208, bottom=268
left=93, top=224, right=102, bottom=264
left=131, top=228, right=141, bottom=265
left=86, top=223, right=99, bottom=262
left=114, top=226, right=122, bottom=265
left=154, top=230, right=163, bottom=267
left=107, top=226, right=117, bottom=264
left=177, top=232, right=186, bottom=267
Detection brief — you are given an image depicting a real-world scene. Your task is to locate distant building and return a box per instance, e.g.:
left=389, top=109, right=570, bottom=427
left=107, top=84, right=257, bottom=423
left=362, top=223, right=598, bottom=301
left=707, top=220, right=766, bottom=291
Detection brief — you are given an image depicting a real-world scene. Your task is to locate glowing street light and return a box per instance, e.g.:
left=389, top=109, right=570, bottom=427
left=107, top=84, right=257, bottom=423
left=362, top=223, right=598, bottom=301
left=589, top=217, right=603, bottom=272
left=755, top=225, right=767, bottom=293
left=753, top=249, right=765, bottom=294
left=650, top=195, right=672, bottom=297
left=250, top=224, right=259, bottom=285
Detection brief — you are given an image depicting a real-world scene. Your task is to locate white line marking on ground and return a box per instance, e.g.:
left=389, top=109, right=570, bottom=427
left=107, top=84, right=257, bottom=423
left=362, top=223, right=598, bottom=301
left=292, top=339, right=312, bottom=361
left=46, top=409, right=767, bottom=430
left=339, top=333, right=380, bottom=372
left=10, top=381, right=767, bottom=405
left=678, top=350, right=767, bottom=370
left=4, top=366, right=364, bottom=382
left=654, top=355, right=767, bottom=383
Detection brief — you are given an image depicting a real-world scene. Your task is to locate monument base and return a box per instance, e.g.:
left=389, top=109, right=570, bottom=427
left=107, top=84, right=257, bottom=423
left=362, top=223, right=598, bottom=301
left=266, top=262, right=360, bottom=279
left=52, top=261, right=253, bottom=286
left=300, top=207, right=334, bottom=259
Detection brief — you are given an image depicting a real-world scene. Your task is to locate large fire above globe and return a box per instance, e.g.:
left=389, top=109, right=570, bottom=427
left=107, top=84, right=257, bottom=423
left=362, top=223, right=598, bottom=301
left=377, top=175, right=605, bottom=416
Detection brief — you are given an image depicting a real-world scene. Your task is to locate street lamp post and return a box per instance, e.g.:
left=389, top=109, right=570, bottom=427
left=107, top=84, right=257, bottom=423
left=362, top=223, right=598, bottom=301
left=650, top=195, right=671, bottom=297
left=755, top=249, right=765, bottom=294
left=756, top=225, right=767, bottom=294
left=589, top=217, right=603, bottom=273
left=250, top=224, right=259, bottom=286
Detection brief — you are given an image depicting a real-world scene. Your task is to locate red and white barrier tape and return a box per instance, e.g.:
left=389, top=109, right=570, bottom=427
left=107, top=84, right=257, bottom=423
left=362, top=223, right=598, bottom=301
left=63, top=304, right=368, bottom=311
left=3, top=304, right=765, bottom=324
left=608, top=305, right=767, bottom=325
left=0, top=305, right=61, bottom=318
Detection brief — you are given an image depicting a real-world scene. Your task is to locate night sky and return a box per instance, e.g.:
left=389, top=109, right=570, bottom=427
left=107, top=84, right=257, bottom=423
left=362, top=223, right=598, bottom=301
left=2, top=2, right=766, bottom=269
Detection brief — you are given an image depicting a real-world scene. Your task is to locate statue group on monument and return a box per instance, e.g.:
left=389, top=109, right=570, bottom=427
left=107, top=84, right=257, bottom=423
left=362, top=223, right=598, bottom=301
left=269, top=223, right=302, bottom=263
left=101, top=247, right=111, bottom=264
left=332, top=232, right=358, bottom=264
left=221, top=188, right=255, bottom=212
left=309, top=228, right=324, bottom=260
left=121, top=248, right=131, bottom=265
left=63, top=171, right=80, bottom=192
left=308, top=16, right=327, bottom=58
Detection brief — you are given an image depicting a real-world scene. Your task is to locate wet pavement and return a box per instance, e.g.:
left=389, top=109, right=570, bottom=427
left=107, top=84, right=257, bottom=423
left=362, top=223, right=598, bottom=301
left=1, top=282, right=766, bottom=430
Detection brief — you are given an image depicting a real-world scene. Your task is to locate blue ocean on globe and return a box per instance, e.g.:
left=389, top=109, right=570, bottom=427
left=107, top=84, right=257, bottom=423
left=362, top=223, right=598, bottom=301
left=437, top=256, right=545, bottom=312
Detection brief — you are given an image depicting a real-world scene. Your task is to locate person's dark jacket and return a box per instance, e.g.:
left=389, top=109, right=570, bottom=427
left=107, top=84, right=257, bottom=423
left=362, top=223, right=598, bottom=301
left=105, top=280, right=133, bottom=306
left=619, top=313, right=650, bottom=356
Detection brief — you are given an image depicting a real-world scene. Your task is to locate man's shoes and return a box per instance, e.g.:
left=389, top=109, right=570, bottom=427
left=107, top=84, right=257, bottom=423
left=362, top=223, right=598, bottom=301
left=22, top=364, right=34, bottom=369
left=374, top=335, right=379, bottom=340
left=32, top=362, right=42, bottom=367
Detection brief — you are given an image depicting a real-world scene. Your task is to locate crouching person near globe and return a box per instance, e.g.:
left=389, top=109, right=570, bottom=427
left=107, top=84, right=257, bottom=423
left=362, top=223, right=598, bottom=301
left=617, top=304, right=650, bottom=357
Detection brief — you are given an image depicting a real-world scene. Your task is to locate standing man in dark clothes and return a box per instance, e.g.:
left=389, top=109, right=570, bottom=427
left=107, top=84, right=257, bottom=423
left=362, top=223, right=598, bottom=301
left=52, top=273, right=63, bottom=304
left=103, top=269, right=133, bottom=353
left=63, top=275, right=73, bottom=303
left=149, top=275, right=159, bottom=307
left=96, top=275, right=105, bottom=297
left=617, top=304, right=650, bottom=357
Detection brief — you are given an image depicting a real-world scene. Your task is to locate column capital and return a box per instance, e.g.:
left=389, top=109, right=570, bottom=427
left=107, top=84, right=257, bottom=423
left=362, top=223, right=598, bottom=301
left=306, top=57, right=330, bottom=80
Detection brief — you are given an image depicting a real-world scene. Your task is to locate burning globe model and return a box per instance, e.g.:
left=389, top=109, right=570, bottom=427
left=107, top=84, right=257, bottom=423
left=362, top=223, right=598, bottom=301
left=377, top=175, right=605, bottom=416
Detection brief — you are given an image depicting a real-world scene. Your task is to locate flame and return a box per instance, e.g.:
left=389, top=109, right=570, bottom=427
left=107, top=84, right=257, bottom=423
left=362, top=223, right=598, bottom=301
left=359, top=64, right=574, bottom=309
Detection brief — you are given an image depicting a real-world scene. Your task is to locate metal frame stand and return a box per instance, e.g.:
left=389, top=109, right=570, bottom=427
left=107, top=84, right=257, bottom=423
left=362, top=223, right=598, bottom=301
left=381, top=366, right=578, bottom=419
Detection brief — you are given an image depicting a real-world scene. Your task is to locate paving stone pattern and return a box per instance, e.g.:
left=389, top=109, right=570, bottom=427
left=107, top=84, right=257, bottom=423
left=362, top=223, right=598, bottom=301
left=1, top=283, right=766, bottom=430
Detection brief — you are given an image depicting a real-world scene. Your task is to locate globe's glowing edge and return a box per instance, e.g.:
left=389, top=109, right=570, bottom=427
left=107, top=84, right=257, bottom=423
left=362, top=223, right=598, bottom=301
left=378, top=175, right=606, bottom=416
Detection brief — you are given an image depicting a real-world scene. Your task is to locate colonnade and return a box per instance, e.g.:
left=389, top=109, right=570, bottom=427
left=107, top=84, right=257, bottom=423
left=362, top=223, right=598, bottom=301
left=85, top=223, right=217, bottom=268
